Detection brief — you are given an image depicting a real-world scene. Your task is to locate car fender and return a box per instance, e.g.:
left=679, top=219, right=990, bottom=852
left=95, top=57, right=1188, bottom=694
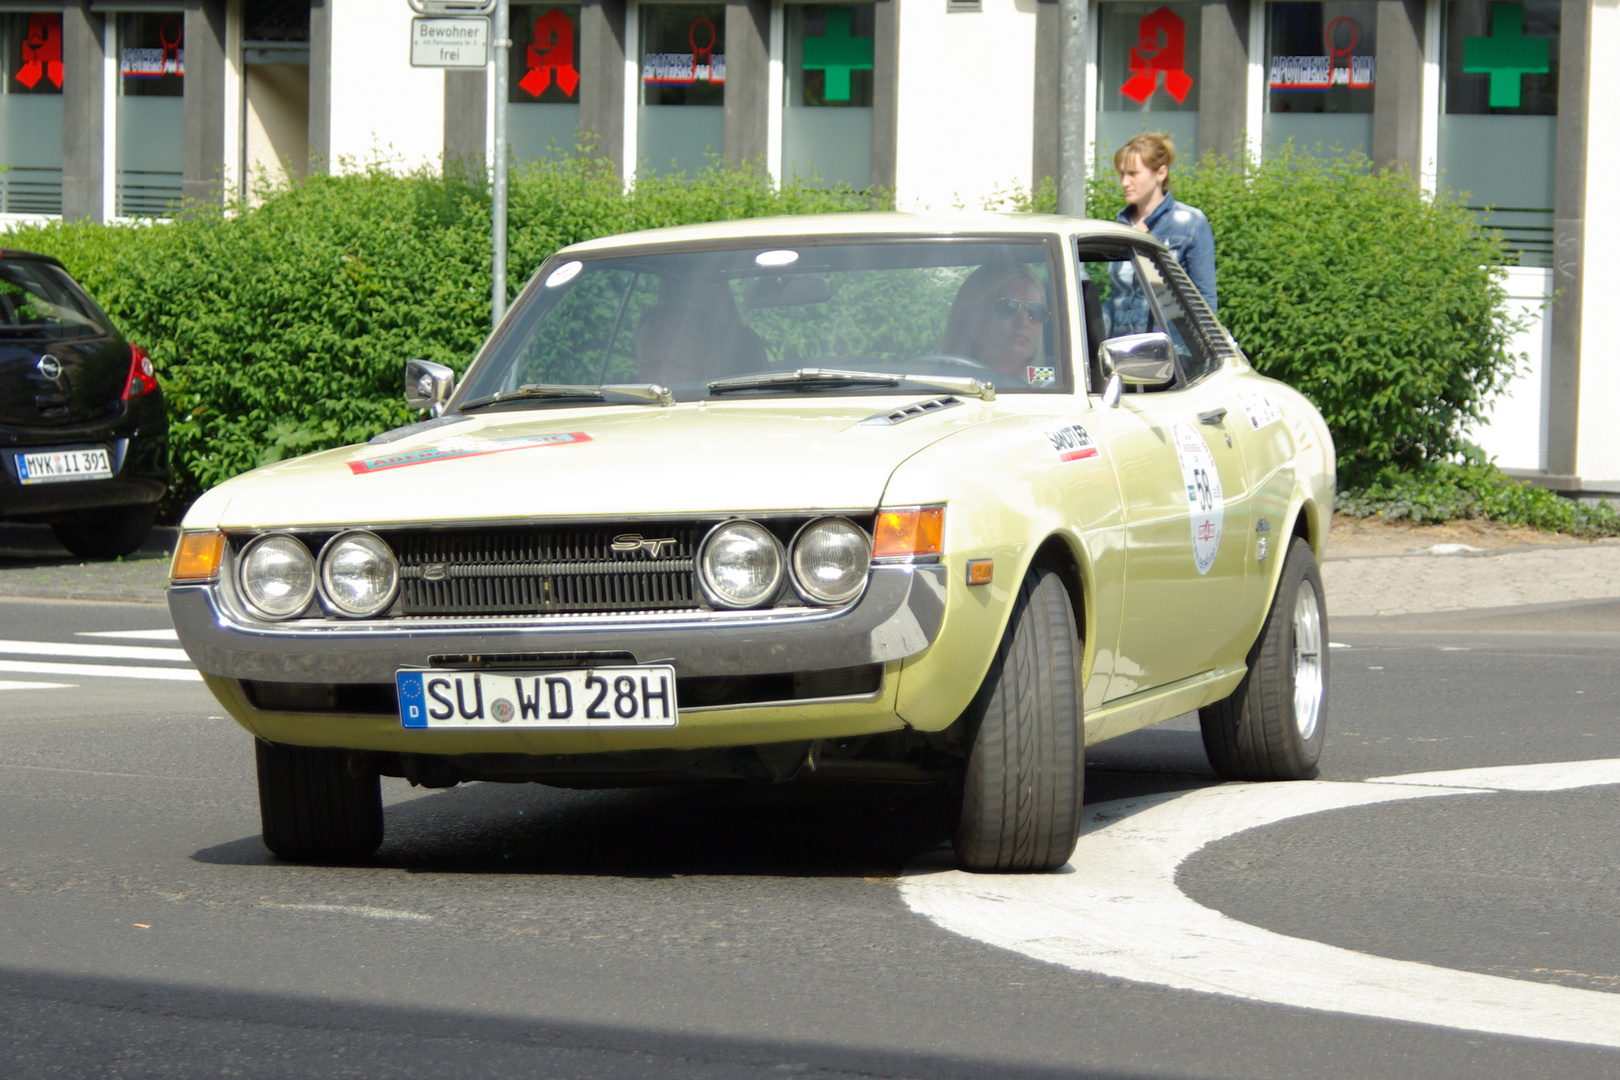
left=875, top=410, right=1124, bottom=731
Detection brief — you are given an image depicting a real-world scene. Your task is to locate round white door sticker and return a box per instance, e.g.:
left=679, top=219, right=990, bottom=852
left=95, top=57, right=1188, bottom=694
left=1171, top=421, right=1224, bottom=575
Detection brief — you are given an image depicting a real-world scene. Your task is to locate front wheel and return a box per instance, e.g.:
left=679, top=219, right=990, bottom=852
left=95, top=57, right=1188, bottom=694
left=1199, top=536, right=1328, bottom=780
left=953, top=568, right=1084, bottom=873
left=256, top=741, right=384, bottom=863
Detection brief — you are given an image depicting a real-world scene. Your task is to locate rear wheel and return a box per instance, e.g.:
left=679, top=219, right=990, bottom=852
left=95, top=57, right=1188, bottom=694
left=50, top=503, right=157, bottom=560
left=256, top=741, right=384, bottom=863
left=1199, top=536, right=1328, bottom=780
left=953, top=568, right=1084, bottom=873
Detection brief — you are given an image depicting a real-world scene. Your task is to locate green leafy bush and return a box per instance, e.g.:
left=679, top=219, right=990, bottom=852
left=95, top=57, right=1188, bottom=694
left=1336, top=459, right=1620, bottom=537
left=1005, top=147, right=1524, bottom=487
left=3, top=156, right=876, bottom=514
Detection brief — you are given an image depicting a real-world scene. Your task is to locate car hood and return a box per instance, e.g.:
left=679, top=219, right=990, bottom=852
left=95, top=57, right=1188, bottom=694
left=192, top=398, right=1000, bottom=528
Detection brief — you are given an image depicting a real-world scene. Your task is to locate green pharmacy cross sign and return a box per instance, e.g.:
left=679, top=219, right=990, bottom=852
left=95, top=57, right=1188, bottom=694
left=1462, top=2, right=1551, bottom=108
left=802, top=7, right=873, bottom=102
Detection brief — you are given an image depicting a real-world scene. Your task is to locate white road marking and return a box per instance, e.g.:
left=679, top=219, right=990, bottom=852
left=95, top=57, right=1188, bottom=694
left=0, top=659, right=201, bottom=682
left=1369, top=758, right=1620, bottom=792
left=263, top=903, right=433, bottom=923
left=0, top=638, right=190, bottom=663
left=901, top=760, right=1620, bottom=1049
left=76, top=629, right=179, bottom=642
left=0, top=680, right=71, bottom=691
left=1329, top=642, right=1350, bottom=649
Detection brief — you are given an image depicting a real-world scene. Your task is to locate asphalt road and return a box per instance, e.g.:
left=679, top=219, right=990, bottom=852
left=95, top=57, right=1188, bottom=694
left=3, top=596, right=1620, bottom=1078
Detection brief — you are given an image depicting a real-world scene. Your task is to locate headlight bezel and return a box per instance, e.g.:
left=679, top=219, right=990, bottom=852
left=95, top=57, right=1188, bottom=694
left=788, top=517, right=873, bottom=606
left=235, top=533, right=318, bottom=621
left=698, top=520, right=786, bottom=609
left=317, top=530, right=400, bottom=618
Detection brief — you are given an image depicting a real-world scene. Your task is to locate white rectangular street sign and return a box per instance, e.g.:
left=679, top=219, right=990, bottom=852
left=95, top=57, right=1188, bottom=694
left=409, top=17, right=489, bottom=68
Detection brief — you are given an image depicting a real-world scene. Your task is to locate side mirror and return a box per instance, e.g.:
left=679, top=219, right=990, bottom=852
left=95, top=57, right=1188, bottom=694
left=404, top=359, right=455, bottom=416
left=1099, top=332, right=1178, bottom=388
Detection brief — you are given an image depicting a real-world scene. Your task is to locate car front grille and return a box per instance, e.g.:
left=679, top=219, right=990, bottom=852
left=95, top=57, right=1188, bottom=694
left=391, top=525, right=705, bottom=616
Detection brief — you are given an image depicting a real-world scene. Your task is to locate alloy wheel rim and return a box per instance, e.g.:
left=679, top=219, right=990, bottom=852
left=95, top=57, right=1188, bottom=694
left=1291, top=582, right=1324, bottom=741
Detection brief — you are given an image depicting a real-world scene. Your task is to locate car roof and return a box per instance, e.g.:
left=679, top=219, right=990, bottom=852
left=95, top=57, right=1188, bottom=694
left=0, top=248, right=66, bottom=268
left=561, top=212, right=1156, bottom=255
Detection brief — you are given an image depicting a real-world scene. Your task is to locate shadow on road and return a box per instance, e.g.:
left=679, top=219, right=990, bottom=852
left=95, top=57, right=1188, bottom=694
left=194, top=725, right=1222, bottom=878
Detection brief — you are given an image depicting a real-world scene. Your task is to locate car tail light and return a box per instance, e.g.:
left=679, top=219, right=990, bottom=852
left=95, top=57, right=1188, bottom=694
left=124, top=344, right=158, bottom=399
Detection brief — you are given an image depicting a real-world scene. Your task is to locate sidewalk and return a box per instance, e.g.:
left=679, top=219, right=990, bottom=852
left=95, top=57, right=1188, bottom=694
left=2, top=519, right=1619, bottom=632
left=0, top=523, right=174, bottom=605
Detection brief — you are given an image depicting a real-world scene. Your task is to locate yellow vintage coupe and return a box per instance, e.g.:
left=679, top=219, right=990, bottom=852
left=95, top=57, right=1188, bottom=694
left=168, top=213, right=1335, bottom=872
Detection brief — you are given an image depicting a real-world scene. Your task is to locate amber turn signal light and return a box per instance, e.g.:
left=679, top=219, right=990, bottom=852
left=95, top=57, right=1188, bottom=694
left=872, top=507, right=944, bottom=559
left=170, top=531, right=225, bottom=582
left=966, top=558, right=994, bottom=585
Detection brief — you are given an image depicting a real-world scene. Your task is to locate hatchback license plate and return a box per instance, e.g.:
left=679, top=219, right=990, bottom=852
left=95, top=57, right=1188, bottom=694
left=397, top=666, right=678, bottom=729
left=17, top=447, right=112, bottom=485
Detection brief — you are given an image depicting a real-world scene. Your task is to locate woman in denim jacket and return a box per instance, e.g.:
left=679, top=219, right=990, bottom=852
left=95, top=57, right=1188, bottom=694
left=1107, top=132, right=1217, bottom=336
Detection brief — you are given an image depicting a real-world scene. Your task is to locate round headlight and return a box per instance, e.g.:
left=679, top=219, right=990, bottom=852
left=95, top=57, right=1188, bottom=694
left=700, top=521, right=783, bottom=608
left=791, top=518, right=872, bottom=605
left=237, top=534, right=316, bottom=620
left=319, top=531, right=399, bottom=618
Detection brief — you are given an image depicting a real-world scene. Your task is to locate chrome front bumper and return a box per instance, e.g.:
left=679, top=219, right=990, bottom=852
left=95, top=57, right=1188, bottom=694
left=168, top=564, right=948, bottom=683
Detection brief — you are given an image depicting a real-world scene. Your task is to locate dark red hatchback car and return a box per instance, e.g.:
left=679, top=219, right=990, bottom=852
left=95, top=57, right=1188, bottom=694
left=0, top=249, right=168, bottom=558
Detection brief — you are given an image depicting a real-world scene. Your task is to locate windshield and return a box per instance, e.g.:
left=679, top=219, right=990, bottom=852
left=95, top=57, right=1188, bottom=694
left=0, top=261, right=115, bottom=339
left=455, top=239, right=1068, bottom=407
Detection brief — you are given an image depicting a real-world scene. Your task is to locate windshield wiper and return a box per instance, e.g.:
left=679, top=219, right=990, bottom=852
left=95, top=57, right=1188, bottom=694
left=459, top=382, right=674, bottom=412
left=708, top=368, right=996, bottom=402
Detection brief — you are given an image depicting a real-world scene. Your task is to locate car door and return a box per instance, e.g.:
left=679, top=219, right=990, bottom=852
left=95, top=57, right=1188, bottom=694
left=1079, top=241, right=1254, bottom=699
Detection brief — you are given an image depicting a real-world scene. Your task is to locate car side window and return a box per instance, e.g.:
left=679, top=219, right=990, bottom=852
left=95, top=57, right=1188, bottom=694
left=1134, top=251, right=1219, bottom=385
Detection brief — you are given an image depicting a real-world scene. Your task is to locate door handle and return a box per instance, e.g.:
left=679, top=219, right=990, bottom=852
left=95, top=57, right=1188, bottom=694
left=1198, top=408, right=1227, bottom=426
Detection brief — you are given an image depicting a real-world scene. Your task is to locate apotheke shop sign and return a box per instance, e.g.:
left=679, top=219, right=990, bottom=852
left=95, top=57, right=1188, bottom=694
left=410, top=17, right=489, bottom=68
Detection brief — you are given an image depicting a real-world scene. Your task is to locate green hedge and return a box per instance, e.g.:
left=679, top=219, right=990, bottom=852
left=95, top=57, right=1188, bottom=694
left=6, top=147, right=1523, bottom=516
left=3, top=157, right=874, bottom=514
left=1008, top=146, right=1524, bottom=487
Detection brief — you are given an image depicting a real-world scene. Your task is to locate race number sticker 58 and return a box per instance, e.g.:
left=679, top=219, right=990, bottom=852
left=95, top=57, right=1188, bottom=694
left=1171, top=421, right=1224, bottom=575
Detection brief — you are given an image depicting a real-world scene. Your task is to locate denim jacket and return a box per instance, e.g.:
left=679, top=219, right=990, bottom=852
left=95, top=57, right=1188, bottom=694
left=1114, top=195, right=1218, bottom=314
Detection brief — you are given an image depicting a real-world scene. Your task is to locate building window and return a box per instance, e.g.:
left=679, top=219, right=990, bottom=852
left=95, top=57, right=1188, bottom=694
left=638, top=3, right=725, bottom=177
left=0, top=13, right=64, bottom=215
left=117, top=12, right=185, bottom=218
left=1095, top=3, right=1201, bottom=162
left=243, top=0, right=312, bottom=194
left=511, top=4, right=582, bottom=162
left=782, top=4, right=873, bottom=189
left=1262, top=1, right=1377, bottom=157
left=1441, top=0, right=1558, bottom=266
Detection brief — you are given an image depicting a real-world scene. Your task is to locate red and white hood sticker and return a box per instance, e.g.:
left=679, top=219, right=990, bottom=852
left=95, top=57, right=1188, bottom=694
left=1046, top=423, right=1100, bottom=462
left=349, top=431, right=591, bottom=474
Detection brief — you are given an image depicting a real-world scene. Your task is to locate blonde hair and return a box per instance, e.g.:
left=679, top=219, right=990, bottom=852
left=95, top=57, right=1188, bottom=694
left=942, top=264, right=1046, bottom=364
left=1113, top=132, right=1176, bottom=191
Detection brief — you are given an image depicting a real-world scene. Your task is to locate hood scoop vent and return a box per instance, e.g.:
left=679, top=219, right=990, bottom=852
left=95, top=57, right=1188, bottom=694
left=858, top=396, right=962, bottom=427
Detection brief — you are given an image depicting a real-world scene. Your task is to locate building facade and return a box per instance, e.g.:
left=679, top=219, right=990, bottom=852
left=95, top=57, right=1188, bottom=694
left=0, top=0, right=1609, bottom=492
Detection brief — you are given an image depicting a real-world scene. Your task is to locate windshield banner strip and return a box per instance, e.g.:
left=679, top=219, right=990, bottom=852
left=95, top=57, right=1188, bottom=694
left=348, top=432, right=592, bottom=475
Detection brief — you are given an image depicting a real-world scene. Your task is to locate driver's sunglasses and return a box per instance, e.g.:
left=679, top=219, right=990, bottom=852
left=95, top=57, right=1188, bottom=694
left=990, top=297, right=1051, bottom=324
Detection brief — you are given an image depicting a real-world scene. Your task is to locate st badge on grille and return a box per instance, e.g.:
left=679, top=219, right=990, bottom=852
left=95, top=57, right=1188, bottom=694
left=611, top=533, right=677, bottom=558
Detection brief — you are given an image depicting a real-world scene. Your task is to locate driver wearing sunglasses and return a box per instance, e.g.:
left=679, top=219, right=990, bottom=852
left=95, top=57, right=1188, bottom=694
left=943, top=264, right=1051, bottom=381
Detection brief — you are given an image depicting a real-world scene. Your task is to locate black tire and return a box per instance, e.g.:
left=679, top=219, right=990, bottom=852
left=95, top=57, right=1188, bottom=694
left=953, top=568, right=1084, bottom=873
left=50, top=503, right=158, bottom=560
left=256, top=740, right=384, bottom=863
left=1199, top=536, right=1328, bottom=781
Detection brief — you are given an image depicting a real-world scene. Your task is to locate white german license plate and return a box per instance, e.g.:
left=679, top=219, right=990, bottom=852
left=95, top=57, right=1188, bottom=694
left=17, top=447, right=113, bottom=485
left=397, top=666, right=678, bottom=729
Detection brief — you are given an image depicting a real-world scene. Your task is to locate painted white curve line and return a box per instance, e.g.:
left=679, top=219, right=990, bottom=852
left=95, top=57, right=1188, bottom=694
left=900, top=760, right=1620, bottom=1050
left=0, top=659, right=201, bottom=682
left=0, top=638, right=190, bottom=663
left=0, top=680, right=71, bottom=691
left=1368, top=759, right=1620, bottom=792
left=76, top=629, right=179, bottom=641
